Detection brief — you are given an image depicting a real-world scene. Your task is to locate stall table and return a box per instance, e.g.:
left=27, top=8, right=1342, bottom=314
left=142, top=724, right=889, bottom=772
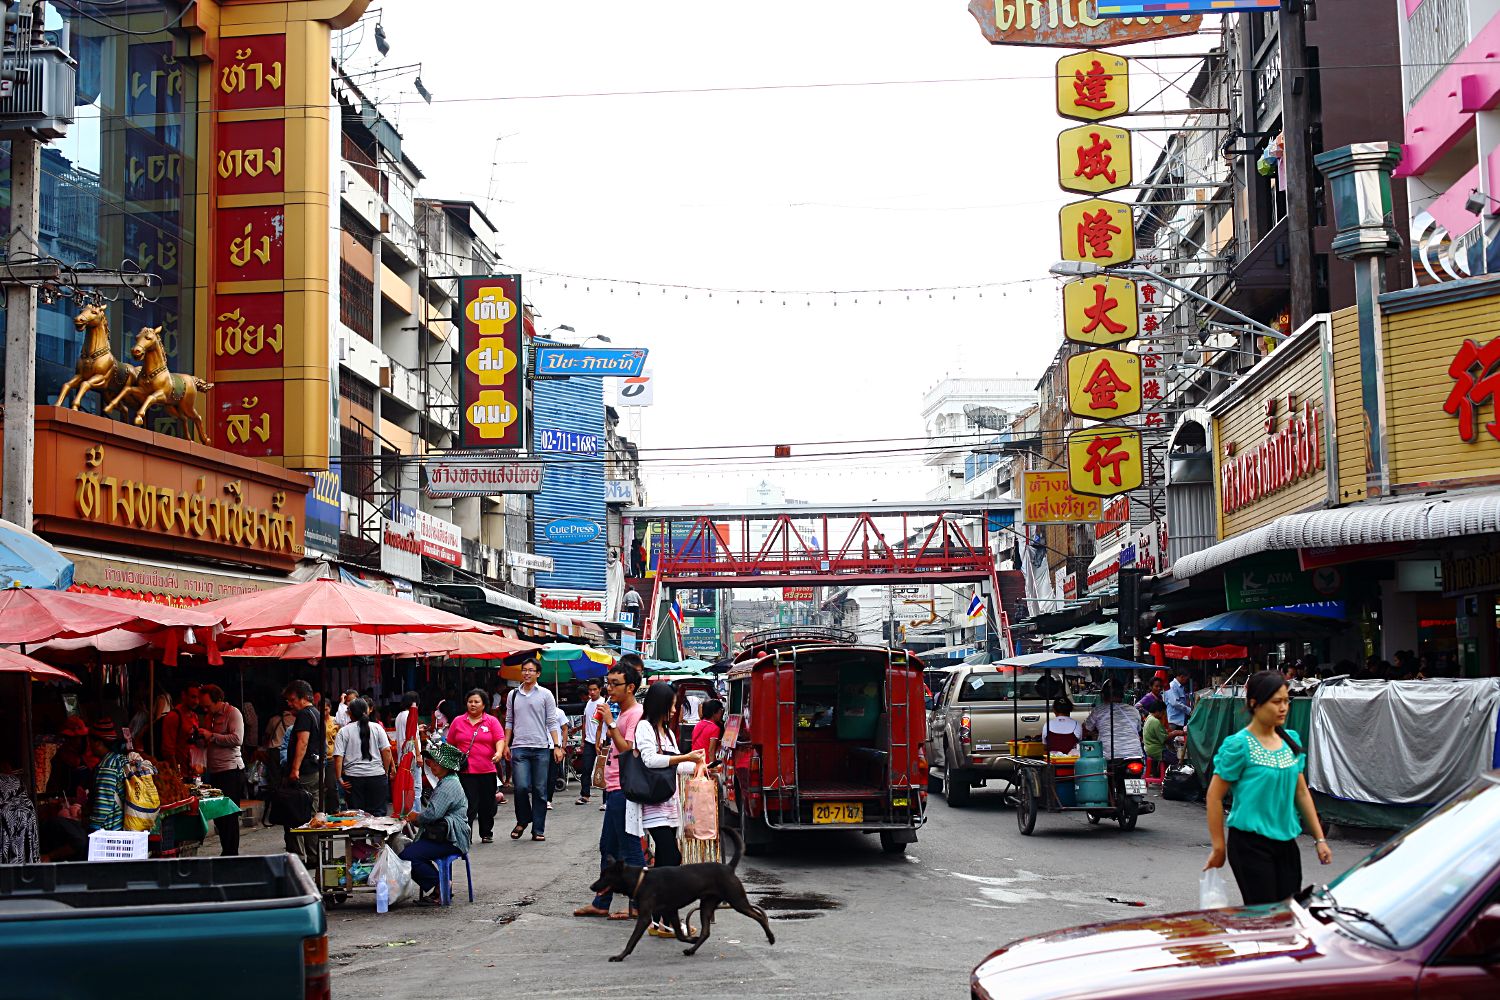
left=152, top=796, right=241, bottom=857
left=289, top=815, right=404, bottom=906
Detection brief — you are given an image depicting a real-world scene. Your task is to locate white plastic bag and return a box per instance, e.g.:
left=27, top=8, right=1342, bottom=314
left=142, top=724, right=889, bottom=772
left=370, top=843, right=419, bottom=907
left=1199, top=867, right=1231, bottom=909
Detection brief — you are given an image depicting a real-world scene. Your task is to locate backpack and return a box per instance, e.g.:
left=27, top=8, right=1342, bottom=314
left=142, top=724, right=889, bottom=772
left=121, top=754, right=161, bottom=831
left=279, top=725, right=294, bottom=767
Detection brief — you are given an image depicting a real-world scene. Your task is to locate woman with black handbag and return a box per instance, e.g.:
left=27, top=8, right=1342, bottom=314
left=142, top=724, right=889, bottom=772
left=623, top=681, right=705, bottom=938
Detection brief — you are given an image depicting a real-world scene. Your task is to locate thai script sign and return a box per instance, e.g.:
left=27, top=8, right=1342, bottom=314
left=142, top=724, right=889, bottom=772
left=537, top=589, right=609, bottom=621
left=1221, top=400, right=1324, bottom=515
left=416, top=510, right=462, bottom=567
left=605, top=480, right=637, bottom=504
left=425, top=457, right=544, bottom=496
left=458, top=275, right=527, bottom=449
left=32, top=407, right=310, bottom=575
left=783, top=587, right=815, bottom=601
left=534, top=347, right=649, bottom=377
left=381, top=513, right=422, bottom=581
left=968, top=1, right=1202, bottom=47
left=506, top=550, right=555, bottom=573
left=1023, top=470, right=1104, bottom=523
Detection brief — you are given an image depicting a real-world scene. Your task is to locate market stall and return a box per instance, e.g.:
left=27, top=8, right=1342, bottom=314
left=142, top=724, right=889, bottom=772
left=288, top=812, right=405, bottom=905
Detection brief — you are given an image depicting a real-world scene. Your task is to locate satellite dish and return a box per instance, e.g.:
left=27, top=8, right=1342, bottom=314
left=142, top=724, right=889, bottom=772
left=963, top=405, right=1009, bottom=432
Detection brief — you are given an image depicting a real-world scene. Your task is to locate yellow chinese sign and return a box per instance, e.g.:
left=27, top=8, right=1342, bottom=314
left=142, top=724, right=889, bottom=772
left=1063, top=275, right=1138, bottom=346
left=1066, top=348, right=1142, bottom=421
left=1057, top=50, right=1129, bottom=123
left=1067, top=425, right=1144, bottom=498
left=1023, top=470, right=1103, bottom=524
left=1059, top=197, right=1135, bottom=264
left=1059, top=124, right=1132, bottom=195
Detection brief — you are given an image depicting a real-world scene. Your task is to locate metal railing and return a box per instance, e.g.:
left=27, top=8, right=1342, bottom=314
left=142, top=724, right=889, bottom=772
left=1405, top=0, right=1467, bottom=102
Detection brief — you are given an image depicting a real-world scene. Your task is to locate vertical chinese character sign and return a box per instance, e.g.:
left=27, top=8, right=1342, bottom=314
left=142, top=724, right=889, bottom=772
left=1055, top=47, right=1143, bottom=500
left=459, top=275, right=527, bottom=450
left=205, top=10, right=354, bottom=470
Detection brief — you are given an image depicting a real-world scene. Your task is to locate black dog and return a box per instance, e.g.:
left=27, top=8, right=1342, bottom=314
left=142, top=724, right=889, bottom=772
left=589, top=828, right=776, bottom=961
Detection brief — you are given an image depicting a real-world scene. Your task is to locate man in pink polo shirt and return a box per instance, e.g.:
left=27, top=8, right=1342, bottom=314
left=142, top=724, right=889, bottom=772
left=573, top=654, right=644, bottom=919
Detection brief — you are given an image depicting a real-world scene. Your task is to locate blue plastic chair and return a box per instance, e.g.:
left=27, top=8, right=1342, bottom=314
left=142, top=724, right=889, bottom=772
left=435, top=852, right=472, bottom=905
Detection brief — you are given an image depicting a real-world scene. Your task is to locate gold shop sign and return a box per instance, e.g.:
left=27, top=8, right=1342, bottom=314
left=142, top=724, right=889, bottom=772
left=31, top=406, right=310, bottom=574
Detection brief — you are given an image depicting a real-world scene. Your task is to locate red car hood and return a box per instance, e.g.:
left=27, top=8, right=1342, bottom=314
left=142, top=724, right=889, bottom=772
left=972, top=903, right=1403, bottom=1000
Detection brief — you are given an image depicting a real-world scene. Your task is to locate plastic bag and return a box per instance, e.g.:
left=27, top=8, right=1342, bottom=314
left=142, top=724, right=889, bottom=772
left=370, top=843, right=419, bottom=907
left=682, top=769, right=719, bottom=841
left=1200, top=867, right=1231, bottom=909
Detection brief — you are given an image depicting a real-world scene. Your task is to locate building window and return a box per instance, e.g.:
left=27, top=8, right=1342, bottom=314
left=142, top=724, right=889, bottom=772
left=340, top=258, right=374, bottom=340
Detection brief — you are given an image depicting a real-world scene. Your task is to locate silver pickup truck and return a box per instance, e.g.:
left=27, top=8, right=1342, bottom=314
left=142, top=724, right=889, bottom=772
left=925, top=665, right=1094, bottom=806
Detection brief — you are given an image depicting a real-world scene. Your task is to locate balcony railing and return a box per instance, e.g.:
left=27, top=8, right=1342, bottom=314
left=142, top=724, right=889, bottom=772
left=1405, top=0, right=1467, bottom=102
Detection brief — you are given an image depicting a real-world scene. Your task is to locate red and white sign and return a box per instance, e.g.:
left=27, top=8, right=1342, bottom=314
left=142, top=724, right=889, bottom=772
left=380, top=515, right=422, bottom=581
left=1094, top=496, right=1130, bottom=540
left=416, top=511, right=462, bottom=567
left=1222, top=399, right=1323, bottom=515
left=536, top=589, right=609, bottom=622
left=782, top=587, right=815, bottom=602
left=425, top=457, right=543, bottom=497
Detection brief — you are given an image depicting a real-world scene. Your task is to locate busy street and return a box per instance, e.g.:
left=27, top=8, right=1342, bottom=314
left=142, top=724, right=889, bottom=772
left=271, top=776, right=1370, bottom=998
left=6, top=2, right=1500, bottom=999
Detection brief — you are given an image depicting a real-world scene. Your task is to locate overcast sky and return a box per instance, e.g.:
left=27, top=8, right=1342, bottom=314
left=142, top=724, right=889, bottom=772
left=353, top=2, right=1209, bottom=507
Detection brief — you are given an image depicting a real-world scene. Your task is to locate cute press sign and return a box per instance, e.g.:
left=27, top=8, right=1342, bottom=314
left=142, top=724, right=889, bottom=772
left=968, top=1, right=1201, bottom=47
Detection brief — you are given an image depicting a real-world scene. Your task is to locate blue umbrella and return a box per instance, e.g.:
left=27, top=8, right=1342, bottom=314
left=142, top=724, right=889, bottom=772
left=1157, top=609, right=1345, bottom=645
left=998, top=651, right=1144, bottom=672
left=0, top=519, right=73, bottom=590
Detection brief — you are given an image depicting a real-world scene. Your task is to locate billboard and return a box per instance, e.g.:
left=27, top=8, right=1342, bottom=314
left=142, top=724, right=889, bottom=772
left=425, top=456, right=543, bottom=497
left=458, top=274, right=526, bottom=449
left=534, top=346, right=648, bottom=377
left=532, top=375, right=607, bottom=600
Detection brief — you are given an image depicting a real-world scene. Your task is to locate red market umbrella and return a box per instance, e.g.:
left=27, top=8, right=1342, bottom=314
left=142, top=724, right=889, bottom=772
left=205, top=579, right=496, bottom=639
left=0, top=647, right=80, bottom=683
left=225, top=628, right=461, bottom=660
left=432, top=629, right=541, bottom=660
left=0, top=588, right=225, bottom=662
left=1163, top=643, right=1250, bottom=662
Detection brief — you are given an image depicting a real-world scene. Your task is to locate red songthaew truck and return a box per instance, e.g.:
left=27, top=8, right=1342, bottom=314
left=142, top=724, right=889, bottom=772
left=720, top=628, right=927, bottom=855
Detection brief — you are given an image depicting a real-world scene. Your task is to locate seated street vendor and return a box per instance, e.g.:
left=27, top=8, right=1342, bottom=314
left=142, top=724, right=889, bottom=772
left=399, top=740, right=470, bottom=906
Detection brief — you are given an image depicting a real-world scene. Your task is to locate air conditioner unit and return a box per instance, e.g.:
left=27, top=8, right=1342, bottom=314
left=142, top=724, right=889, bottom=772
left=0, top=37, right=77, bottom=139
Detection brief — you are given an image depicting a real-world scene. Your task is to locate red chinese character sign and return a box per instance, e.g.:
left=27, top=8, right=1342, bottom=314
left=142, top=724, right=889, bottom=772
left=1062, top=276, right=1137, bottom=346
left=1067, top=425, right=1144, bottom=498
left=459, top=275, right=526, bottom=449
left=1059, top=198, right=1135, bottom=264
left=1056, top=50, right=1128, bottom=123
left=1058, top=124, right=1132, bottom=195
left=1444, top=337, right=1500, bottom=444
left=1066, top=348, right=1142, bottom=421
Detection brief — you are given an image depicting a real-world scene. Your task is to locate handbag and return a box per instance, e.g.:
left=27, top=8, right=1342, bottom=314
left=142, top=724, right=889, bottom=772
left=591, top=729, right=609, bottom=790
left=618, top=724, right=677, bottom=805
left=266, top=782, right=314, bottom=828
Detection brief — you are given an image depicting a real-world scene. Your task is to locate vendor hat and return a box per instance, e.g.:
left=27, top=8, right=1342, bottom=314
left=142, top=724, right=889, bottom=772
left=61, top=717, right=89, bottom=737
left=89, top=719, right=121, bottom=742
left=423, top=739, right=465, bottom=773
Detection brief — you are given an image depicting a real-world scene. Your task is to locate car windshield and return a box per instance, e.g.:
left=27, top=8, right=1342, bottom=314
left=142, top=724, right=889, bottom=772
left=957, top=673, right=1063, bottom=703
left=1314, top=779, right=1500, bottom=949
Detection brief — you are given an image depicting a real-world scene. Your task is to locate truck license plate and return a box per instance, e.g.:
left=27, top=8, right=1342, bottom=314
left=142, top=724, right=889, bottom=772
left=812, top=803, right=863, bottom=824
left=1125, top=779, right=1146, bottom=796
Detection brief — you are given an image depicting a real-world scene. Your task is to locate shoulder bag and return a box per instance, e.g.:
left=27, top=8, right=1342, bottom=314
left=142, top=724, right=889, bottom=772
left=619, top=723, right=677, bottom=805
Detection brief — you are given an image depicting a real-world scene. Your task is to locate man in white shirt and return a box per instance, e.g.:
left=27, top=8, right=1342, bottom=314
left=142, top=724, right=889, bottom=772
left=333, top=689, right=357, bottom=727
left=1083, top=680, right=1145, bottom=761
left=576, top=680, right=606, bottom=806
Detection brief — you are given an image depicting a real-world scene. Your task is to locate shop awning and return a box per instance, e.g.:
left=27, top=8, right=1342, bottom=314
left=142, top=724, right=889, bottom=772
left=1050, top=620, right=1116, bottom=651
left=1171, top=487, right=1500, bottom=580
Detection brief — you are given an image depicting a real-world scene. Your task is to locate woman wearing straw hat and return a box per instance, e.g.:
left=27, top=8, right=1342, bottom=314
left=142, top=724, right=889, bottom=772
left=400, top=739, right=471, bottom=906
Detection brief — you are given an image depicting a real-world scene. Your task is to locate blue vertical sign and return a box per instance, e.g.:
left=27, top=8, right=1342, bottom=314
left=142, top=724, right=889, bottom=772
left=532, top=374, right=607, bottom=609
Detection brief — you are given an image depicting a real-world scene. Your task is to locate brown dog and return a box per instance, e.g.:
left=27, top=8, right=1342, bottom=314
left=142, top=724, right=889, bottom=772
left=588, top=829, right=776, bottom=961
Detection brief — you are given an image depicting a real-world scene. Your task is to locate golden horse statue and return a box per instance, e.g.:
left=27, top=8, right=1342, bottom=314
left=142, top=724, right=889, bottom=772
left=105, top=325, right=214, bottom=445
left=56, top=302, right=138, bottom=412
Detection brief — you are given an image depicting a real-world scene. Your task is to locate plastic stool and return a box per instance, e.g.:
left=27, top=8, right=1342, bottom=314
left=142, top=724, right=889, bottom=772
left=1145, top=757, right=1165, bottom=786
left=435, top=852, right=473, bottom=906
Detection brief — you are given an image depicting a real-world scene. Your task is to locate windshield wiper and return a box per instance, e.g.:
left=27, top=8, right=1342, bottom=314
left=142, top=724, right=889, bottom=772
left=1307, top=898, right=1400, bottom=948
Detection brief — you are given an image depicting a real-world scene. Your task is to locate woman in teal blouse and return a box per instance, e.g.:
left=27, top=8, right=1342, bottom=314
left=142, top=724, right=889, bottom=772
left=1204, top=670, right=1332, bottom=905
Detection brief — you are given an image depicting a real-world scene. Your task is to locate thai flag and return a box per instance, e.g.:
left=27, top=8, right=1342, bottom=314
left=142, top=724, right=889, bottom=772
left=669, top=599, right=684, bottom=627
left=966, top=594, right=985, bottom=621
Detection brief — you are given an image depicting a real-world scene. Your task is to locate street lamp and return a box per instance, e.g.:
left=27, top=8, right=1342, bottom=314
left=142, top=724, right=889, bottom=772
left=545, top=324, right=613, bottom=347
left=1049, top=260, right=1286, bottom=342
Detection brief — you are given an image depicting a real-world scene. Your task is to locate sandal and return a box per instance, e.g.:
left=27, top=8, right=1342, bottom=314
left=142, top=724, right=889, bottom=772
left=532, top=833, right=547, bottom=842
left=573, top=905, right=610, bottom=918
left=608, top=910, right=638, bottom=921
left=575, top=796, right=590, bottom=805
left=510, top=824, right=526, bottom=840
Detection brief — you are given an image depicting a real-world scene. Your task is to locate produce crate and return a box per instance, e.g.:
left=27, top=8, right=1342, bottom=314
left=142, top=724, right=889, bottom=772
left=87, top=829, right=149, bottom=861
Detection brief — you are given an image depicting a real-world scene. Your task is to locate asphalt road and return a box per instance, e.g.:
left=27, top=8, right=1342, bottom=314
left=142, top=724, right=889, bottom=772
left=279, top=779, right=1380, bottom=999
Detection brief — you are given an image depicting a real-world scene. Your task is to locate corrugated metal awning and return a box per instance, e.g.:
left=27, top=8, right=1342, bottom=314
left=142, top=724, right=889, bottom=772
left=1172, top=488, right=1500, bottom=580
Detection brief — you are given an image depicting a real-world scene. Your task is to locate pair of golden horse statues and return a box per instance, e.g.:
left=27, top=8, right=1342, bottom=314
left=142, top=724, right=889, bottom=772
left=56, top=303, right=214, bottom=445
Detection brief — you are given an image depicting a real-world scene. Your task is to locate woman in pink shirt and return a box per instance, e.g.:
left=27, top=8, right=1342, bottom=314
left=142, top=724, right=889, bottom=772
left=446, top=689, right=506, bottom=843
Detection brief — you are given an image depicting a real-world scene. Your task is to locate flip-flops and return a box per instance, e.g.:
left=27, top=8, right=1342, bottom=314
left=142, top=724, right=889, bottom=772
left=510, top=824, right=526, bottom=840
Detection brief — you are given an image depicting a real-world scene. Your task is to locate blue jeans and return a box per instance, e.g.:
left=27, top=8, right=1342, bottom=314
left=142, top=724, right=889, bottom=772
left=399, top=838, right=459, bottom=894
left=591, top=789, right=645, bottom=910
left=511, top=747, right=551, bottom=836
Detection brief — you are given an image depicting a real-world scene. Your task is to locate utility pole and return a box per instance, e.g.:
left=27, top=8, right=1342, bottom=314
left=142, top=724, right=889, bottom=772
left=1279, top=0, right=1317, bottom=327
left=3, top=136, right=38, bottom=529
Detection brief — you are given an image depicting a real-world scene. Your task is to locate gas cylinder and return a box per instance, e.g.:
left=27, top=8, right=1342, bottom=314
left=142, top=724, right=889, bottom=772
left=1074, top=740, right=1109, bottom=806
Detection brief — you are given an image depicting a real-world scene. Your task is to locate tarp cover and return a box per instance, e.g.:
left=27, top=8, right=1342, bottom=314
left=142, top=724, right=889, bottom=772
left=1308, top=679, right=1500, bottom=807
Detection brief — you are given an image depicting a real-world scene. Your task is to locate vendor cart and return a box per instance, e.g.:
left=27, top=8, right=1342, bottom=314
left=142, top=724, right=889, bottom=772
left=999, top=751, right=1153, bottom=835
left=992, top=652, right=1156, bottom=836
left=289, top=815, right=404, bottom=906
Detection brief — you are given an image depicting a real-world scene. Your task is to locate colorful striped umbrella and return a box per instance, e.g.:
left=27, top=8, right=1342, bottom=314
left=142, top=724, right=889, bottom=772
left=499, top=643, right=614, bottom=683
